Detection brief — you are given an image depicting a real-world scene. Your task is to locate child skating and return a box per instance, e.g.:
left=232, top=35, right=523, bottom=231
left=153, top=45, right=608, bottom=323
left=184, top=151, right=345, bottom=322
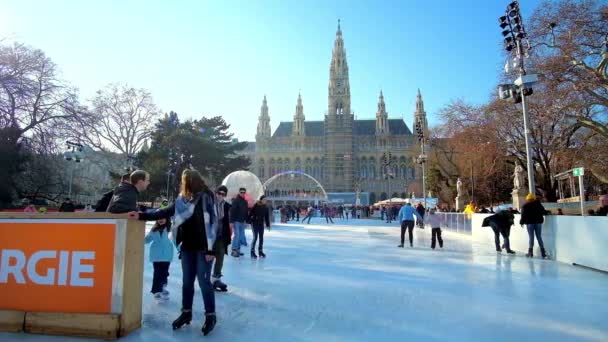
left=145, top=218, right=174, bottom=301
left=426, top=209, right=444, bottom=249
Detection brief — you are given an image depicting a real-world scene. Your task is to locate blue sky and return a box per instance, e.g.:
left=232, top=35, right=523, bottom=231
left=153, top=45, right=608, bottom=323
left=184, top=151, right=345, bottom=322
left=1, top=0, right=543, bottom=141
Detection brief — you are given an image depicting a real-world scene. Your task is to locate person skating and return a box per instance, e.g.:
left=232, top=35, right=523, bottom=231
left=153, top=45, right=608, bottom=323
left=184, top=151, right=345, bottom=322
left=145, top=218, right=174, bottom=301
left=303, top=206, right=315, bottom=224
left=397, top=201, right=423, bottom=247
left=323, top=204, right=334, bottom=223
left=426, top=209, right=444, bottom=249
left=230, top=187, right=249, bottom=258
left=520, top=194, right=548, bottom=258
left=129, top=169, right=218, bottom=335
left=212, top=185, right=231, bottom=291
left=483, top=209, right=516, bottom=254
left=107, top=170, right=150, bottom=213
left=248, top=195, right=271, bottom=258
left=95, top=174, right=130, bottom=212
left=415, top=203, right=425, bottom=228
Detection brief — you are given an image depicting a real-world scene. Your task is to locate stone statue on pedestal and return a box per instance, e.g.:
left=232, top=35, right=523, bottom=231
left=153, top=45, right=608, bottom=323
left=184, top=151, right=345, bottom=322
left=513, top=164, right=525, bottom=191
left=455, top=178, right=465, bottom=211
left=456, top=178, right=463, bottom=197
left=512, top=164, right=527, bottom=210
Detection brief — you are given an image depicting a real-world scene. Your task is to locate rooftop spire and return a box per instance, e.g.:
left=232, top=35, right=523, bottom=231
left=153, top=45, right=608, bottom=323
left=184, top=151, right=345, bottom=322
left=416, top=89, right=425, bottom=113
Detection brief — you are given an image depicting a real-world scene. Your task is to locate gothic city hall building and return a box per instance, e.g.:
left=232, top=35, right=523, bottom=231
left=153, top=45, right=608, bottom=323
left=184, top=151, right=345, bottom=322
left=246, top=23, right=429, bottom=205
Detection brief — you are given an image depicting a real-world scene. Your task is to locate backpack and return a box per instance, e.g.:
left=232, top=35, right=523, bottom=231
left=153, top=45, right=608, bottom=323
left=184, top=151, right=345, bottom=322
left=94, top=191, right=114, bottom=212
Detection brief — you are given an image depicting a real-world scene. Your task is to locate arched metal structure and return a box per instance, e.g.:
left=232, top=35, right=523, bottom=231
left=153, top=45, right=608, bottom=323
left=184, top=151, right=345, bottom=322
left=262, top=170, right=329, bottom=202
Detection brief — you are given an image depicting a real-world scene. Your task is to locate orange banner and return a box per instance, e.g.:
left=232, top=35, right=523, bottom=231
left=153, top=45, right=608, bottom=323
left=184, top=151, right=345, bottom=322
left=0, top=221, right=116, bottom=313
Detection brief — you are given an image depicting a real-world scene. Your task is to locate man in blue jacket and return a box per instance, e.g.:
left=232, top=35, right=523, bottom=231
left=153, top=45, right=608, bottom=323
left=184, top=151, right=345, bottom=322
left=397, top=201, right=423, bottom=248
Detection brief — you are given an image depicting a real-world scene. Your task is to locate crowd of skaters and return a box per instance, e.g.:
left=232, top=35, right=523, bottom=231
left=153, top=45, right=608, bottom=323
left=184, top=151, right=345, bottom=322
left=14, top=169, right=608, bottom=337
left=85, top=169, right=272, bottom=336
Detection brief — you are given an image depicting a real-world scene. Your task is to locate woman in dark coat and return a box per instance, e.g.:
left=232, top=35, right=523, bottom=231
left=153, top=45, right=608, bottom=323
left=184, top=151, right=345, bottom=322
left=129, top=169, right=218, bottom=335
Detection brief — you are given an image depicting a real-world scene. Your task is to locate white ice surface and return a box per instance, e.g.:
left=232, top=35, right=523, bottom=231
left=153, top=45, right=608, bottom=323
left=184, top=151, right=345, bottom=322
left=2, top=218, right=608, bottom=341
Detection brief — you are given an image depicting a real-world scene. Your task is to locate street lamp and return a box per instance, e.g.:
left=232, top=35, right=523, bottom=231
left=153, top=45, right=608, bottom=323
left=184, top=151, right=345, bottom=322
left=382, top=151, right=395, bottom=205
left=63, top=141, right=85, bottom=199
left=497, top=0, right=538, bottom=195
left=415, top=117, right=427, bottom=207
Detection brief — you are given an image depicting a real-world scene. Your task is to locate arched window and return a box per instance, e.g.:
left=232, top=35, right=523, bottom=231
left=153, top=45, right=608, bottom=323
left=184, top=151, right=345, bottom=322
left=399, top=165, right=406, bottom=179
left=294, top=157, right=301, bottom=172
left=369, top=158, right=376, bottom=179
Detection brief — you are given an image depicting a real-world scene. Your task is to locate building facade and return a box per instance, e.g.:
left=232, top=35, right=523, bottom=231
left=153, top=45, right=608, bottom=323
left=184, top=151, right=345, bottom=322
left=247, top=23, right=429, bottom=204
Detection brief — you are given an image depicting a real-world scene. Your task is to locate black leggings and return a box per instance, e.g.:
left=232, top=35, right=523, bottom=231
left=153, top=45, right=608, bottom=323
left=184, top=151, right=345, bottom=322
left=401, top=220, right=415, bottom=245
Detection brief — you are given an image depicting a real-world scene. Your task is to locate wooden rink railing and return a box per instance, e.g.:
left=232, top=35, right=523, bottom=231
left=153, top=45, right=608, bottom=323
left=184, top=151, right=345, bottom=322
left=0, top=213, right=145, bottom=339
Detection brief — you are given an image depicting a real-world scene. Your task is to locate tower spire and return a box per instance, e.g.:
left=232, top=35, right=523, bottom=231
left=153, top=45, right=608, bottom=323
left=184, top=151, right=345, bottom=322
left=256, top=95, right=271, bottom=141
left=376, top=90, right=389, bottom=135
left=414, top=89, right=428, bottom=138
left=293, top=92, right=305, bottom=136
left=328, top=19, right=351, bottom=117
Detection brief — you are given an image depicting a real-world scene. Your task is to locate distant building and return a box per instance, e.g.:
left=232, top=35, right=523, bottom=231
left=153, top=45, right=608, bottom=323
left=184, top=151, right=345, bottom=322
left=245, top=22, right=429, bottom=204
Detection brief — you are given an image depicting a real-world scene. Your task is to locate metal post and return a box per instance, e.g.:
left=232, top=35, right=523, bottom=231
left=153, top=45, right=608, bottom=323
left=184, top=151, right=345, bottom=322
left=68, top=163, right=74, bottom=199
left=166, top=170, right=171, bottom=200
left=517, top=40, right=536, bottom=195
left=579, top=175, right=585, bottom=216
left=421, top=143, right=427, bottom=208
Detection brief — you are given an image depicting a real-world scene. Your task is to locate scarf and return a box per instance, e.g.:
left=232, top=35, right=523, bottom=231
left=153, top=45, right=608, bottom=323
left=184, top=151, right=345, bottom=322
left=171, top=192, right=217, bottom=250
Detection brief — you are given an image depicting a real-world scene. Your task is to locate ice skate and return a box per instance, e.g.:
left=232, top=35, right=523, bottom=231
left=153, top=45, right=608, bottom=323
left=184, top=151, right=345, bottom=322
left=172, top=311, right=192, bottom=330
left=161, top=285, right=170, bottom=299
left=526, top=248, right=533, bottom=258
left=251, top=250, right=258, bottom=259
left=259, top=251, right=266, bottom=258
left=213, top=279, right=228, bottom=292
left=201, top=314, right=216, bottom=336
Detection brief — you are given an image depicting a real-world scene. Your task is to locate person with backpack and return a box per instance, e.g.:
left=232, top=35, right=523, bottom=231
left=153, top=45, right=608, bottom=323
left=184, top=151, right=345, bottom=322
left=107, top=170, right=150, bottom=214
left=95, top=174, right=130, bottom=212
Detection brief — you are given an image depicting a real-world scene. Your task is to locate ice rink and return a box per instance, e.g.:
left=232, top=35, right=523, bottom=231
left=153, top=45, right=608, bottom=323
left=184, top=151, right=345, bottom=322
left=3, top=218, right=608, bottom=341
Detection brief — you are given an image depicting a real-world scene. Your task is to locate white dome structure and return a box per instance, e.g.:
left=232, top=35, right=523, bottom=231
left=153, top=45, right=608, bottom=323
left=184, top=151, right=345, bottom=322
left=221, top=170, right=264, bottom=204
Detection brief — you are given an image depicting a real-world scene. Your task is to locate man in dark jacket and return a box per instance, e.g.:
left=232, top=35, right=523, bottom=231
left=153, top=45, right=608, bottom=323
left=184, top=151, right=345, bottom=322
left=229, top=187, right=249, bottom=257
left=107, top=170, right=150, bottom=214
left=95, top=174, right=130, bottom=212
left=520, top=194, right=547, bottom=258
left=483, top=210, right=515, bottom=254
left=211, top=185, right=231, bottom=291
left=59, top=198, right=76, bottom=212
left=248, top=195, right=271, bottom=258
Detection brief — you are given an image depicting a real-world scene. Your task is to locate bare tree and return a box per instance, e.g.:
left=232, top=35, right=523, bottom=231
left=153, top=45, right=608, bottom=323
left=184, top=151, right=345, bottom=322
left=77, top=83, right=160, bottom=156
left=0, top=42, right=82, bottom=142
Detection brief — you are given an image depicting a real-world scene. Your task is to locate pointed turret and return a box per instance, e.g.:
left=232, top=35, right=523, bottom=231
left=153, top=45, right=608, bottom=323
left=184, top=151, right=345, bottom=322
left=376, top=90, right=389, bottom=135
left=413, top=89, right=428, bottom=139
left=292, top=92, right=306, bottom=136
left=256, top=95, right=271, bottom=142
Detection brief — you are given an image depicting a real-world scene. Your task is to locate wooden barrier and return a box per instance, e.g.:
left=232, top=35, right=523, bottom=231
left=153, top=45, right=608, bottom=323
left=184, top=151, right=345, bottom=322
left=0, top=213, right=145, bottom=339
